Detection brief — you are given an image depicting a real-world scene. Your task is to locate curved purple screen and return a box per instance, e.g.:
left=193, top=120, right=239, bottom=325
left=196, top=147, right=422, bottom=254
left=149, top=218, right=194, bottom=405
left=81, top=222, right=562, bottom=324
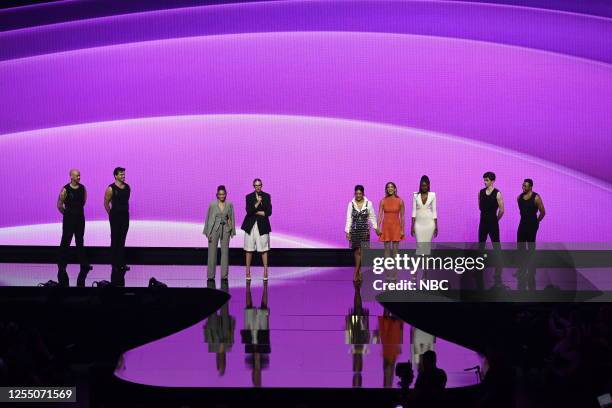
left=1, top=1, right=611, bottom=247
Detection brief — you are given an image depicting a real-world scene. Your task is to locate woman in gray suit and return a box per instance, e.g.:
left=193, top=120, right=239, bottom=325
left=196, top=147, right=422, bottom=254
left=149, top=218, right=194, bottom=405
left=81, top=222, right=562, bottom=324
left=204, top=185, right=236, bottom=279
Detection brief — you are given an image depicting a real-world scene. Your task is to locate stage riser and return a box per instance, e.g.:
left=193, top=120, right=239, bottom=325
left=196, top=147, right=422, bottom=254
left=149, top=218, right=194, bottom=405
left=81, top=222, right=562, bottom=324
left=1, top=245, right=611, bottom=267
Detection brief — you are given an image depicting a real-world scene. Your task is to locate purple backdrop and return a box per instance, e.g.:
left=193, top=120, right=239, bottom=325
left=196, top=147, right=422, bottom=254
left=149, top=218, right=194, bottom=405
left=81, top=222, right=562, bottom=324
left=1, top=0, right=611, bottom=247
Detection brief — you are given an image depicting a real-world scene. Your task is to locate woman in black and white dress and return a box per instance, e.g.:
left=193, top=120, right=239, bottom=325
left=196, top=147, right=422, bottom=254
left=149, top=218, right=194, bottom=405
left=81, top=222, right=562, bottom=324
left=345, top=185, right=379, bottom=282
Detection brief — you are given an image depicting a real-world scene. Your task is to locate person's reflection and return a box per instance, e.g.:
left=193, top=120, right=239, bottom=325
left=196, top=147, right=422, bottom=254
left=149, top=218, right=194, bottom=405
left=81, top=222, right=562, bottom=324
left=204, top=279, right=235, bottom=376
left=377, top=307, right=403, bottom=388
left=345, top=281, right=370, bottom=388
left=473, top=242, right=504, bottom=291
left=411, top=326, right=436, bottom=373
left=516, top=241, right=538, bottom=291
left=241, top=280, right=270, bottom=387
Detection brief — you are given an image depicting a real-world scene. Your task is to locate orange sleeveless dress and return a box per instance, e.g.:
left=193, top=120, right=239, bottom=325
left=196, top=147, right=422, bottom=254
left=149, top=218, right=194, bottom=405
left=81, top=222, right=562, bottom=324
left=379, top=196, right=403, bottom=242
left=378, top=315, right=403, bottom=363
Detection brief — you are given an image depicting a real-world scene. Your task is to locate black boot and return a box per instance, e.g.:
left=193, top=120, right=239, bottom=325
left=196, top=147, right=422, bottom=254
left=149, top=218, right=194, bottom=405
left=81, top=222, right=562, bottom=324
left=57, top=267, right=69, bottom=287
left=77, top=264, right=92, bottom=287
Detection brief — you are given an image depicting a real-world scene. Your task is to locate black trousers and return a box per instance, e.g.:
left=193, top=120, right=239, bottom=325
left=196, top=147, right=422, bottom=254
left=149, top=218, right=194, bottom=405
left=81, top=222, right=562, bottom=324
left=58, top=212, right=88, bottom=270
left=478, top=217, right=500, bottom=243
left=477, top=217, right=502, bottom=288
left=517, top=221, right=539, bottom=243
left=110, top=211, right=130, bottom=269
left=517, top=221, right=539, bottom=290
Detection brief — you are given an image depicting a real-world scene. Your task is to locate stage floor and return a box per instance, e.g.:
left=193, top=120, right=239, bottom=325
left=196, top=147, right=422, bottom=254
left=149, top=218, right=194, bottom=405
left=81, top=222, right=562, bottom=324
left=0, top=264, right=485, bottom=389
left=1, top=264, right=610, bottom=389
left=1, top=263, right=610, bottom=291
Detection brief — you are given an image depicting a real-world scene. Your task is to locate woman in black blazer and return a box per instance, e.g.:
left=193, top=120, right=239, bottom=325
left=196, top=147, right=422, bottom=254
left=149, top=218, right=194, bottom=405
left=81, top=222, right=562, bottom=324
left=241, top=178, right=272, bottom=280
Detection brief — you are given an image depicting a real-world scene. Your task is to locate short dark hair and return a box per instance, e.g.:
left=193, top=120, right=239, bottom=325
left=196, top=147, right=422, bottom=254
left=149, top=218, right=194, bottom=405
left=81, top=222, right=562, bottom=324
left=354, top=185, right=364, bottom=193
left=253, top=178, right=262, bottom=185
left=524, top=178, right=533, bottom=187
left=113, top=167, right=125, bottom=176
left=483, top=171, right=496, bottom=181
left=217, top=185, right=226, bottom=193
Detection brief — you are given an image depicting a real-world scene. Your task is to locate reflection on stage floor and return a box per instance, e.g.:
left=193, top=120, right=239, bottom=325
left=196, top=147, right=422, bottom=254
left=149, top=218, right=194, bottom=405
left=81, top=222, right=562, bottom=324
left=2, top=264, right=610, bottom=389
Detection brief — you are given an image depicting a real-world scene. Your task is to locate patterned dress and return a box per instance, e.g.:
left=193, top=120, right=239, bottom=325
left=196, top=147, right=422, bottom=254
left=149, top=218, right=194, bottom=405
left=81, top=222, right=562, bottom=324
left=350, top=203, right=371, bottom=249
left=346, top=307, right=370, bottom=353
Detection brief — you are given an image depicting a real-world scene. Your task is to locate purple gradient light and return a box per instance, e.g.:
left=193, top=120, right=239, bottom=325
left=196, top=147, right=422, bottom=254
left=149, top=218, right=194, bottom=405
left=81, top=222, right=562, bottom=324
left=1, top=115, right=611, bottom=245
left=2, top=0, right=612, bottom=63
left=0, top=2, right=611, bottom=248
left=1, top=32, right=611, bottom=183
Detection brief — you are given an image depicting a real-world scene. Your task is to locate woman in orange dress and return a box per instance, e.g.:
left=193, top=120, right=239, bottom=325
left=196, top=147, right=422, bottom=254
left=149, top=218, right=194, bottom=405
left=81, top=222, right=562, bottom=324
left=378, top=182, right=405, bottom=258
left=378, top=307, right=403, bottom=388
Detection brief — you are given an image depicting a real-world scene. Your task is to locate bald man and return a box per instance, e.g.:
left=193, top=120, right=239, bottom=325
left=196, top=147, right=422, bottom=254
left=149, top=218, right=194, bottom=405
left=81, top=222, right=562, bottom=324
left=57, top=169, right=92, bottom=287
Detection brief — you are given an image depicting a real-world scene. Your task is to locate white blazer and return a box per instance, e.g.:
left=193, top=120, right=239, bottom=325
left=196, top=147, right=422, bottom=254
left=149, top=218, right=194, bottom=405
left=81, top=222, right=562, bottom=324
left=412, top=192, right=437, bottom=219
left=345, top=197, right=378, bottom=233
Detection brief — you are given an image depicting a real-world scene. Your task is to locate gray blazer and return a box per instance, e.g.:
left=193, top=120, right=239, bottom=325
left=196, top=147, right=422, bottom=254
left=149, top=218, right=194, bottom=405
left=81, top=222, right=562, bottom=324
left=204, top=200, right=236, bottom=238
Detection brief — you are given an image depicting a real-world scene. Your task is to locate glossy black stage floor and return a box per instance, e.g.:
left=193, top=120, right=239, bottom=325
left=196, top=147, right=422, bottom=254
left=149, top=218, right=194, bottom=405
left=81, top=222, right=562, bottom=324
left=1, top=246, right=611, bottom=408
left=2, top=244, right=612, bottom=267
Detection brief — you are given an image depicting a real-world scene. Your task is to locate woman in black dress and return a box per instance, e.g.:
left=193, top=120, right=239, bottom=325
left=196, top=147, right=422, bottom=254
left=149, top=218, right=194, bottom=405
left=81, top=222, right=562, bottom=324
left=345, top=185, right=379, bottom=281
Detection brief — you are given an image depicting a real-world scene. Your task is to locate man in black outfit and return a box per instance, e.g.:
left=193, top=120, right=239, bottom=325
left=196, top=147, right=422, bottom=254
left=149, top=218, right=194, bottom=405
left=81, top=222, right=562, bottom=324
left=104, top=167, right=131, bottom=286
left=478, top=171, right=505, bottom=243
left=241, top=178, right=272, bottom=280
left=516, top=178, right=545, bottom=290
left=56, top=169, right=92, bottom=287
left=477, top=171, right=505, bottom=288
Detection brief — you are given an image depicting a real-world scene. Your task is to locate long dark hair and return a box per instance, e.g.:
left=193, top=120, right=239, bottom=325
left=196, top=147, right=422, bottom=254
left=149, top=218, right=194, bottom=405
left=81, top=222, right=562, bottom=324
left=419, top=175, right=430, bottom=193
left=385, top=182, right=398, bottom=197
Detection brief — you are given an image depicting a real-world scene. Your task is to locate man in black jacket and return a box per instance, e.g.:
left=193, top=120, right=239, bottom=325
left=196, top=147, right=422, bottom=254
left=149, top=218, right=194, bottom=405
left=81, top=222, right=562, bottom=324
left=241, top=178, right=272, bottom=280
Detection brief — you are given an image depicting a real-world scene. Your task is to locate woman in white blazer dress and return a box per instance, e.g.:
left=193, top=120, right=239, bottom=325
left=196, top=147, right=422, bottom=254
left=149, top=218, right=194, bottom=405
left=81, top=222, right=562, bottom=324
left=411, top=175, right=438, bottom=243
